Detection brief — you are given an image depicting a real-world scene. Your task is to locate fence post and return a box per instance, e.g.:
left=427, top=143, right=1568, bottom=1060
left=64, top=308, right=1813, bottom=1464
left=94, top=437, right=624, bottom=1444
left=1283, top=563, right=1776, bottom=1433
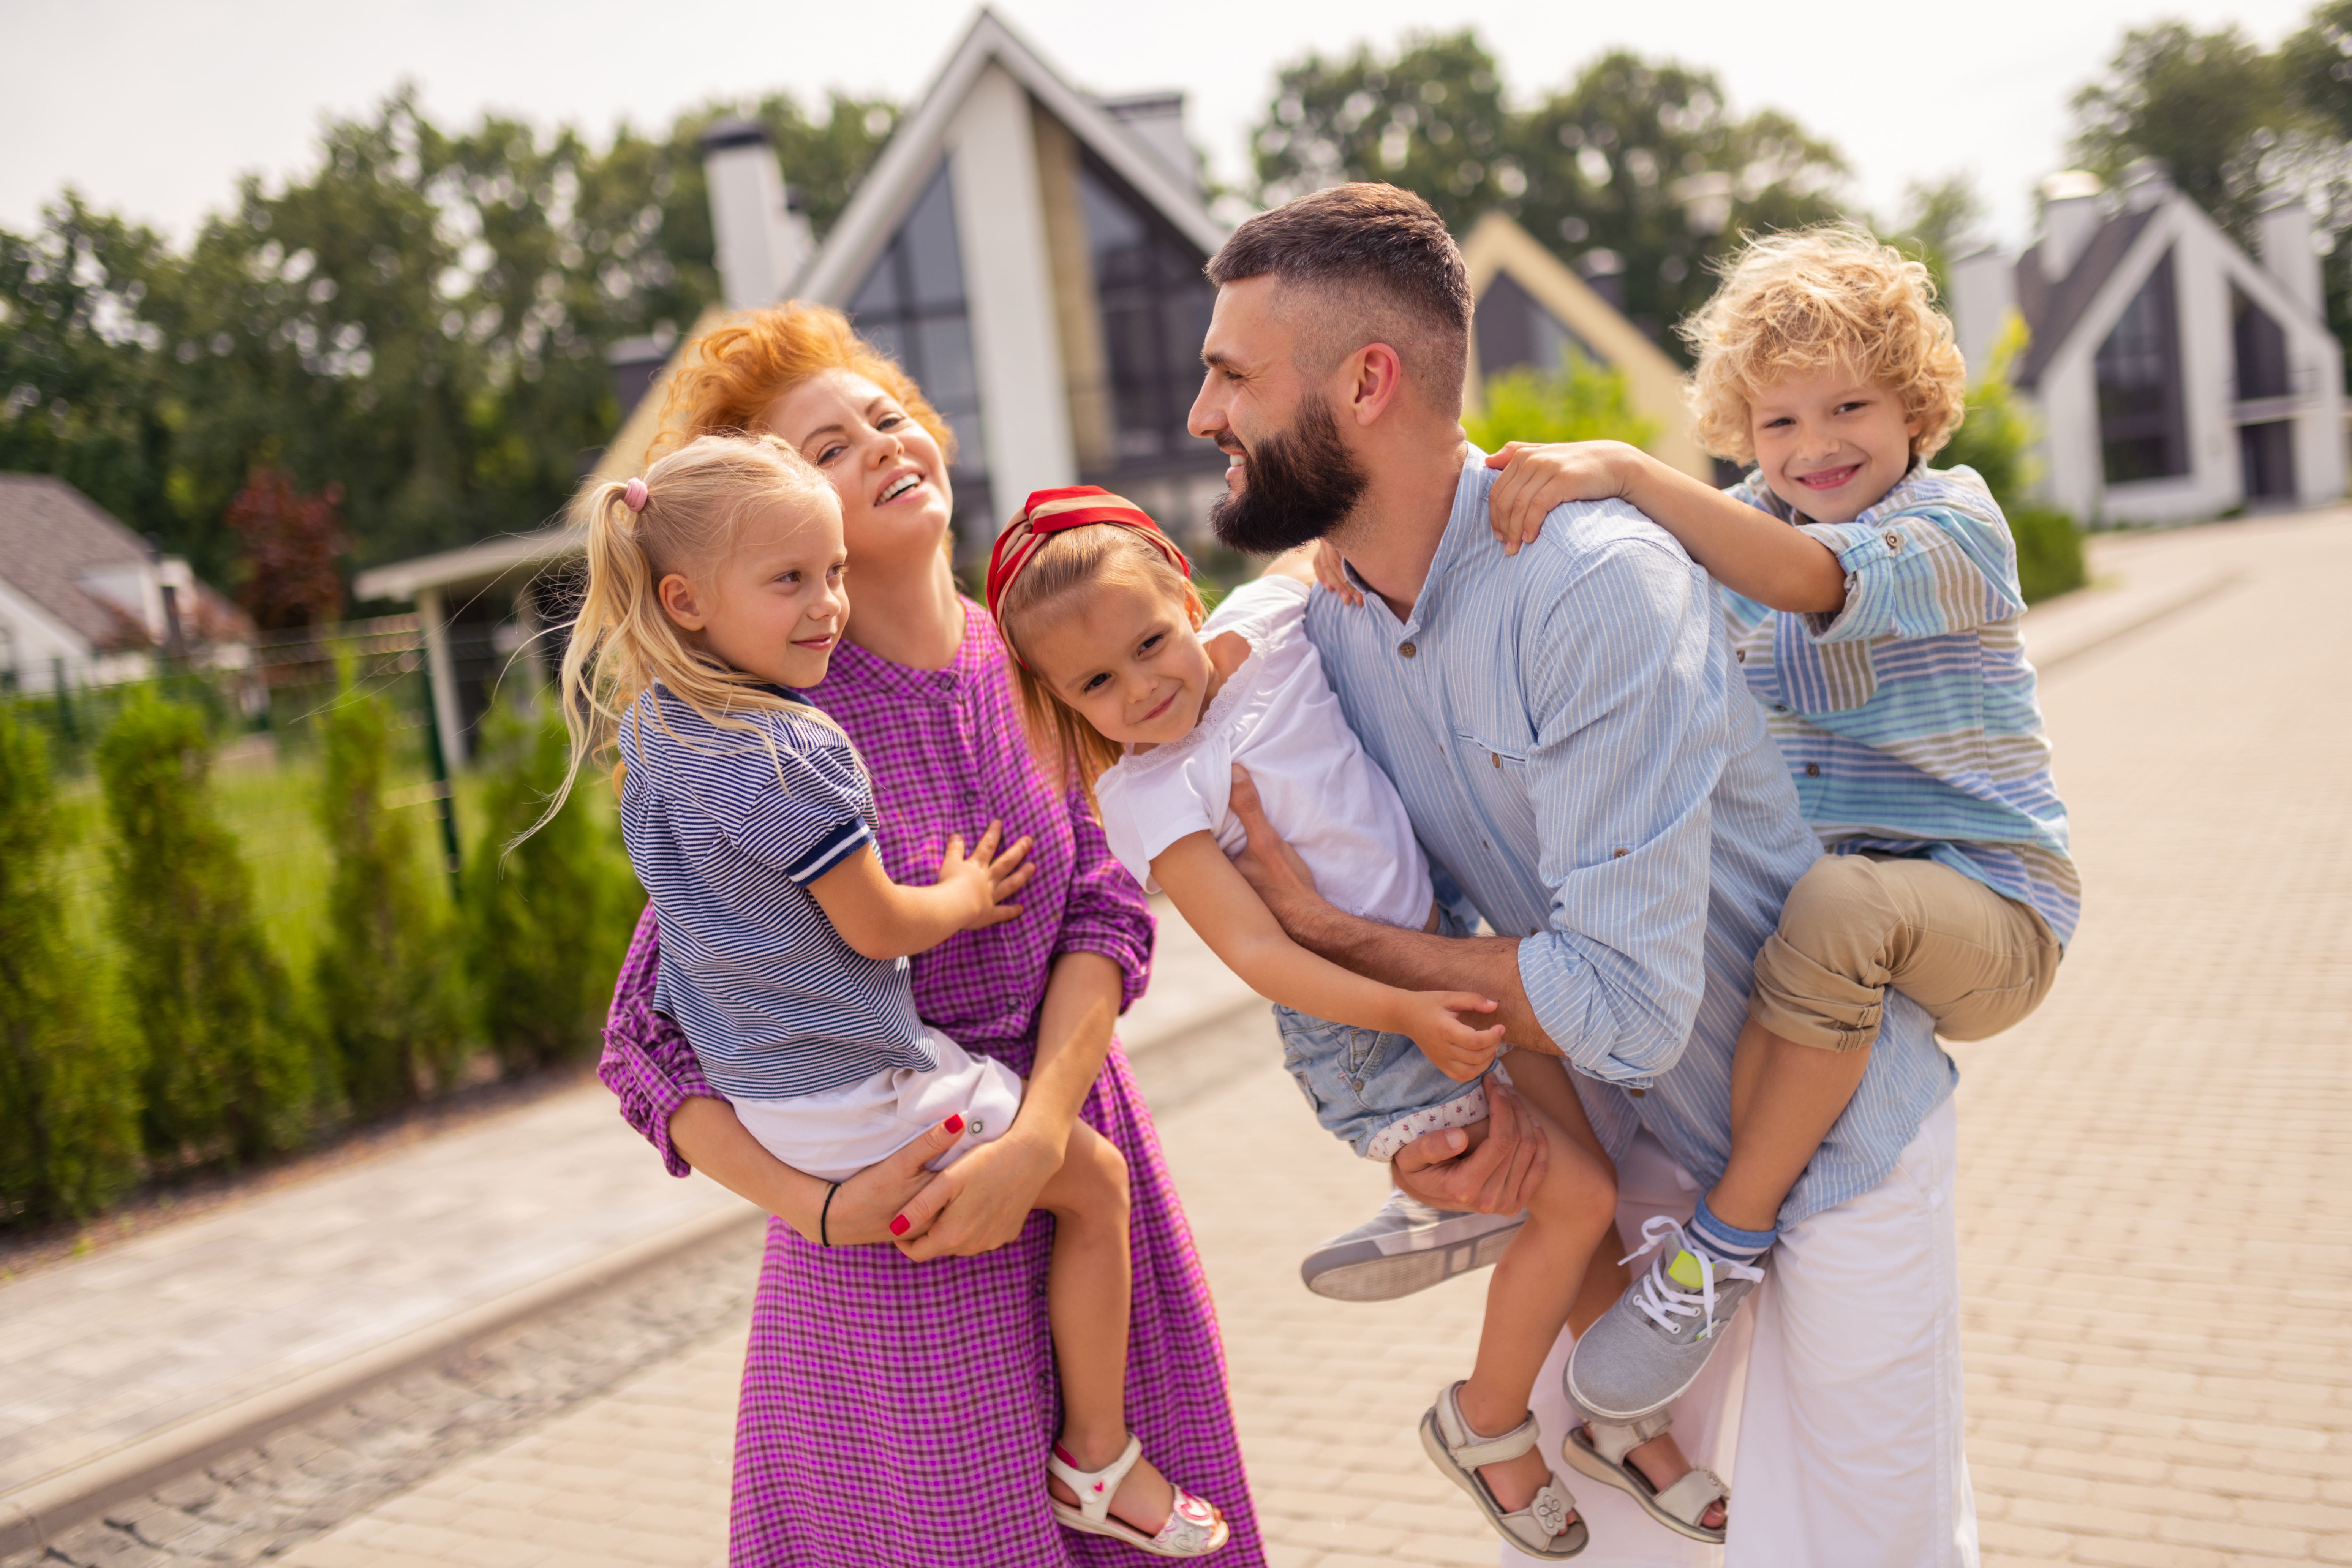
left=414, top=590, right=465, bottom=890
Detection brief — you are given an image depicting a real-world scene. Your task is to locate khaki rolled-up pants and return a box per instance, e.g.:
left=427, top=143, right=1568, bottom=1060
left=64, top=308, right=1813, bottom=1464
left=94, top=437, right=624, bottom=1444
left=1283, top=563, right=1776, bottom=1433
left=1749, top=852, right=2062, bottom=1053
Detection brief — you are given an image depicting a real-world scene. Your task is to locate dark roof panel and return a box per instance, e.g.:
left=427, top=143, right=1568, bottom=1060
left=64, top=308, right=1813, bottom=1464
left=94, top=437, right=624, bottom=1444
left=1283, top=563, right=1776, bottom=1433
left=2016, top=205, right=2158, bottom=390
left=0, top=474, right=158, bottom=647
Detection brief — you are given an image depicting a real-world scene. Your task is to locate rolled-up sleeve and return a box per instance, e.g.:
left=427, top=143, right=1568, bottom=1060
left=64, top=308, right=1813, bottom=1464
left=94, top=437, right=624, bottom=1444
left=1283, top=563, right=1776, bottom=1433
left=1051, top=782, right=1157, bottom=1015
left=598, top=903, right=724, bottom=1178
left=1801, top=506, right=2025, bottom=644
left=1513, top=537, right=1726, bottom=1086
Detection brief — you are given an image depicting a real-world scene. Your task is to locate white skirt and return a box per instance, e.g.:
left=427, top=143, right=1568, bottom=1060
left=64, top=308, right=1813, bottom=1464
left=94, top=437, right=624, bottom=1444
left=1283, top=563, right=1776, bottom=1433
left=731, top=1028, right=1025, bottom=1183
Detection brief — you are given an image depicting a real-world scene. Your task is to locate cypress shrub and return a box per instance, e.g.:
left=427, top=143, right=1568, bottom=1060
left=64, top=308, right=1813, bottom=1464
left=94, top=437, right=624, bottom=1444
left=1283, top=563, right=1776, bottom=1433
left=2010, top=503, right=2089, bottom=605
left=98, top=690, right=312, bottom=1162
left=0, top=705, right=142, bottom=1225
left=464, top=694, right=639, bottom=1073
left=313, top=678, right=466, bottom=1117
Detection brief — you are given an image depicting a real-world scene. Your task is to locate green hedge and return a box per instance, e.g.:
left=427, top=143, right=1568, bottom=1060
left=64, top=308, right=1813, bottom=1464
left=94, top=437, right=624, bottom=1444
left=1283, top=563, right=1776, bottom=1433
left=0, top=678, right=642, bottom=1228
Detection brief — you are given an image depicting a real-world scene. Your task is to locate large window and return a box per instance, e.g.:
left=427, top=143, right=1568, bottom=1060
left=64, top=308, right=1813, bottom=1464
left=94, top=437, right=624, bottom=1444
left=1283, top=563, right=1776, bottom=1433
left=1474, top=272, right=1594, bottom=380
left=2231, top=285, right=2290, bottom=401
left=846, top=162, right=992, bottom=555
left=1076, top=151, right=1218, bottom=476
left=2095, top=251, right=2188, bottom=484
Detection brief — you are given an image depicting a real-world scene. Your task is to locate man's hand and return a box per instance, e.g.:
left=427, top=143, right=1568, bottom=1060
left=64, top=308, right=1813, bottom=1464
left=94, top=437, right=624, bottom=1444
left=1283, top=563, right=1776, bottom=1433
left=1396, top=991, right=1506, bottom=1081
left=887, top=1124, right=1061, bottom=1260
left=1391, top=1078, right=1549, bottom=1214
left=1225, top=763, right=1324, bottom=929
left=1484, top=441, right=1639, bottom=554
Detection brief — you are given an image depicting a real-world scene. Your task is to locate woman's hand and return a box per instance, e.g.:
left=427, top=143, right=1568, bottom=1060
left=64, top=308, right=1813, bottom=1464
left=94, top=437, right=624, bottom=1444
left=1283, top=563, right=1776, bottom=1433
left=1484, top=441, right=1639, bottom=554
left=887, top=1124, right=1063, bottom=1260
left=822, top=1117, right=965, bottom=1245
left=1397, top=992, right=1507, bottom=1081
left=1391, top=1079, right=1550, bottom=1214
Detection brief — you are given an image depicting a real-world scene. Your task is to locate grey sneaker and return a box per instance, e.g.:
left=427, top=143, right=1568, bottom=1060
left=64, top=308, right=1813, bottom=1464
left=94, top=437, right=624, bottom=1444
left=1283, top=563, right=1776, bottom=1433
left=1566, top=1216, right=1768, bottom=1421
left=1299, top=1189, right=1526, bottom=1301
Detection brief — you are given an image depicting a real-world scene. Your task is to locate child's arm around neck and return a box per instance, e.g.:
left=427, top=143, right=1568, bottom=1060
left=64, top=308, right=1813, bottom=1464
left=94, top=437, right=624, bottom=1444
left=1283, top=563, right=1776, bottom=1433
left=808, top=824, right=1036, bottom=961
left=1486, top=441, right=1849, bottom=615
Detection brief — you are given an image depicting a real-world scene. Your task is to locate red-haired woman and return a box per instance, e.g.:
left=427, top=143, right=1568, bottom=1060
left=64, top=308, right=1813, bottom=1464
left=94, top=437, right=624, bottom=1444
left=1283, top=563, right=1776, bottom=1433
left=596, top=305, right=1262, bottom=1566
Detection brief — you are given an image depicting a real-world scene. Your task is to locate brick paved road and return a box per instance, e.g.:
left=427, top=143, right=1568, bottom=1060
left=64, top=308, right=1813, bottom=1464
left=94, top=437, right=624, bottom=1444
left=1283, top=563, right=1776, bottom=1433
left=20, top=510, right=2351, bottom=1567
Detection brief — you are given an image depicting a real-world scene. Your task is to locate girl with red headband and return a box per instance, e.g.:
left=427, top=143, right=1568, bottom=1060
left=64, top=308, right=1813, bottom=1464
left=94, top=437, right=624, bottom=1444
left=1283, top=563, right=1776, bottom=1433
left=991, top=488, right=1618, bottom=1562
left=553, top=440, right=1233, bottom=1561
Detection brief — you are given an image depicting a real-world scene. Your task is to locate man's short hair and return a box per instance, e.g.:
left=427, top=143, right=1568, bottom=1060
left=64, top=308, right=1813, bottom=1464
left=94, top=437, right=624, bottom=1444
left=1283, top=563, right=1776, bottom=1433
left=1207, top=183, right=1471, bottom=417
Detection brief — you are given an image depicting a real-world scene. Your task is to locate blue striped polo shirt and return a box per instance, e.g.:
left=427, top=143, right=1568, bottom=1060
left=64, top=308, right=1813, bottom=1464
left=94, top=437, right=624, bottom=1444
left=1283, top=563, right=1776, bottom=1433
left=1723, top=464, right=2080, bottom=944
left=617, top=683, right=933, bottom=1101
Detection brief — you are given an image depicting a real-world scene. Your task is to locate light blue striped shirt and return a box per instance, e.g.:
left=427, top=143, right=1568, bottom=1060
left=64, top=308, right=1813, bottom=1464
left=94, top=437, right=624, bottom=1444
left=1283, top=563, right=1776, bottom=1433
left=1725, top=464, right=2079, bottom=943
left=1307, top=447, right=1952, bottom=1225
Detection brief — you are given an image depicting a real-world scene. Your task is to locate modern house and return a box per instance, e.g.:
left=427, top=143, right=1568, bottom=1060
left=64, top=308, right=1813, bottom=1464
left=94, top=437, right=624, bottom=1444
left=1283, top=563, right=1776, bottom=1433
left=355, top=6, right=1702, bottom=765
left=0, top=474, right=247, bottom=695
left=1950, top=164, right=2345, bottom=525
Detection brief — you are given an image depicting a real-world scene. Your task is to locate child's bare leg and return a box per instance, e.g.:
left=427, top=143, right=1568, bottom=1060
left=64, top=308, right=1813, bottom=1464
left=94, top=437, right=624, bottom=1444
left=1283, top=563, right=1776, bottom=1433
left=1452, top=1106, right=1617, bottom=1514
left=1709, top=1015, right=1871, bottom=1231
left=1035, top=1122, right=1180, bottom=1533
left=1565, top=1227, right=1731, bottom=1529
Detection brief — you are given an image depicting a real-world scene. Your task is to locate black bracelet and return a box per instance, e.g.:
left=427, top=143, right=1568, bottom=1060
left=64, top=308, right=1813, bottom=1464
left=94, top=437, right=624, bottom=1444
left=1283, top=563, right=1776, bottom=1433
left=820, top=1180, right=841, bottom=1247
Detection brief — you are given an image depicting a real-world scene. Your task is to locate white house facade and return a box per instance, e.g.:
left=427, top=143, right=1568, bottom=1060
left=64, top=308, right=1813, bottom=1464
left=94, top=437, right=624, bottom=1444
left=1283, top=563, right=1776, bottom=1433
left=1952, top=164, right=2345, bottom=526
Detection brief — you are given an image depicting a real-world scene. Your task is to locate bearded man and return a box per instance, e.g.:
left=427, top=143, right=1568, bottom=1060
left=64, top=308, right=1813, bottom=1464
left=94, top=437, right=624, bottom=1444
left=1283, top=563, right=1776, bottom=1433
left=1189, top=184, right=1977, bottom=1568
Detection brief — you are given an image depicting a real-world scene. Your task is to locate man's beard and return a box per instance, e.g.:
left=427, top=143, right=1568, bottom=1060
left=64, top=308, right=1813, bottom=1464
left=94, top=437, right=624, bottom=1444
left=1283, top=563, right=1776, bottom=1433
left=1208, top=395, right=1369, bottom=555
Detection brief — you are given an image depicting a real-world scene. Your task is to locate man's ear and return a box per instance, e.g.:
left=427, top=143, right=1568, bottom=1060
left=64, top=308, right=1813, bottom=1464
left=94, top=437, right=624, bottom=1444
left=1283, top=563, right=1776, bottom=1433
left=1344, top=342, right=1407, bottom=428
left=657, top=572, right=708, bottom=631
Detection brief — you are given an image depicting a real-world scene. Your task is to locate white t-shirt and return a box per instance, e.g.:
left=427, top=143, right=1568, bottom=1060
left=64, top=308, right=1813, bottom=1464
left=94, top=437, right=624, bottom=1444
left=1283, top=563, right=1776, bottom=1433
left=1094, top=575, right=1433, bottom=930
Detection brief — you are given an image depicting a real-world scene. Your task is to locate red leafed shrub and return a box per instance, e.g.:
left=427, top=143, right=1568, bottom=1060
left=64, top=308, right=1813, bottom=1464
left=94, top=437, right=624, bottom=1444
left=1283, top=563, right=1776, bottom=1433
left=225, top=468, right=347, bottom=632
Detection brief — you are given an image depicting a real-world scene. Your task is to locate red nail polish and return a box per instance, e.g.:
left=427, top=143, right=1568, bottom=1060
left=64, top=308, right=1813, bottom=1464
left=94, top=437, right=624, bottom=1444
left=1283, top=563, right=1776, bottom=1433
left=944, top=1113, right=965, bottom=1134
left=889, top=1214, right=910, bottom=1236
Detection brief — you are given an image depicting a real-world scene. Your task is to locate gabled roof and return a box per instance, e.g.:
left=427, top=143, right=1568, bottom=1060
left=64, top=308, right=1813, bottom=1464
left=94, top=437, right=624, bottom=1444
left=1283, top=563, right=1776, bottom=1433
left=795, top=8, right=1224, bottom=306
left=2014, top=205, right=2157, bottom=391
left=0, top=474, right=161, bottom=650
left=1457, top=213, right=1712, bottom=482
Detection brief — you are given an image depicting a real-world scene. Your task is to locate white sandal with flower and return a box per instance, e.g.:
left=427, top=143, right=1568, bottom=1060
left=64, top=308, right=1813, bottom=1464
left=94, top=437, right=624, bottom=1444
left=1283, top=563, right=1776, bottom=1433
left=1048, top=1435, right=1231, bottom=1558
left=1419, top=1380, right=1588, bottom=1559
left=1561, top=1408, right=1729, bottom=1544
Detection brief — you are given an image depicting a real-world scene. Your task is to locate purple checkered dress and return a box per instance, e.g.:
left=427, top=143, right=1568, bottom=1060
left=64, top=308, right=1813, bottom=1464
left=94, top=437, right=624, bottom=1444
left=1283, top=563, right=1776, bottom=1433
left=599, top=602, right=1264, bottom=1567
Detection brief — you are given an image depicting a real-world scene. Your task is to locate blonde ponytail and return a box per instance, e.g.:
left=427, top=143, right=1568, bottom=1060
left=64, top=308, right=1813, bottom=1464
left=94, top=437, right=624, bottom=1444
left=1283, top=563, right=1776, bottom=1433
left=520, top=432, right=843, bottom=847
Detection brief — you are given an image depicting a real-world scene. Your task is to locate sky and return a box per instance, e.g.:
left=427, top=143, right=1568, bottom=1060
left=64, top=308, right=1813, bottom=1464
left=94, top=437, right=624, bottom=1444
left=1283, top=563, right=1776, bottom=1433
left=0, top=0, right=2327, bottom=254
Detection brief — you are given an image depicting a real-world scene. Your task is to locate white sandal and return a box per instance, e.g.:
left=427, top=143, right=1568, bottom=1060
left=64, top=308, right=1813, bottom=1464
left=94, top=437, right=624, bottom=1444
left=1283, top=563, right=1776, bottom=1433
left=1418, top=1381, right=1588, bottom=1559
left=1048, top=1434, right=1231, bottom=1558
left=1560, top=1408, right=1729, bottom=1544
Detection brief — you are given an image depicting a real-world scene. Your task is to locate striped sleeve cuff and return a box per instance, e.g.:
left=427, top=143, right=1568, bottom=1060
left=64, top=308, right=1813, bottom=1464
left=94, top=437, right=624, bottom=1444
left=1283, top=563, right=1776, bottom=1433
left=782, top=817, right=873, bottom=884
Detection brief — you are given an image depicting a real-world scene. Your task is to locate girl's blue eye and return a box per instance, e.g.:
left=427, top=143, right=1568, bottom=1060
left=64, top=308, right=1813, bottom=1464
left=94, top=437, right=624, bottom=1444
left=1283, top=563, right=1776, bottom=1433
left=1082, top=673, right=1108, bottom=694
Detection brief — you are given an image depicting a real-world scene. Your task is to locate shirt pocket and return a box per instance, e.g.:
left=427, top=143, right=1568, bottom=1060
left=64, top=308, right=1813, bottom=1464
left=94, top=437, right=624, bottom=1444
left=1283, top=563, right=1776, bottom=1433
left=1771, top=616, right=1878, bottom=716
left=1456, top=730, right=1539, bottom=854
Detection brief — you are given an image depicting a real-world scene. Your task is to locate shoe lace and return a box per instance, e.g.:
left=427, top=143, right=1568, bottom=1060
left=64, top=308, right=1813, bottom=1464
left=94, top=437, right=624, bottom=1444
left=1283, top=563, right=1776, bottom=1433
left=1618, top=1216, right=1763, bottom=1340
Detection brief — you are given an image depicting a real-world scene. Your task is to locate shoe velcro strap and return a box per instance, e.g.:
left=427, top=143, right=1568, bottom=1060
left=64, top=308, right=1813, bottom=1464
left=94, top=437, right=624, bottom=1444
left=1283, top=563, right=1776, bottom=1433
left=1436, top=1385, right=1539, bottom=1468
left=1048, top=1433, right=1143, bottom=1525
left=1583, top=1408, right=1673, bottom=1463
left=1653, top=1465, right=1728, bottom=1526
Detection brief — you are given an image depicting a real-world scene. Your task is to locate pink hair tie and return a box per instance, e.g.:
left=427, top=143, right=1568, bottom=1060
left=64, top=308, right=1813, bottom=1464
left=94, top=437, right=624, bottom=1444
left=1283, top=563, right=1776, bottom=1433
left=623, top=476, right=648, bottom=513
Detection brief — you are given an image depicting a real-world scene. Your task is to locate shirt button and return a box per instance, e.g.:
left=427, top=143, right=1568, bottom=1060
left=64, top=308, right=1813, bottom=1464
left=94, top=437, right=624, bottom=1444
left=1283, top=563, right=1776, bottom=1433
left=1735, top=649, right=1746, bottom=662
left=1883, top=531, right=1902, bottom=552
left=1774, top=703, right=1788, bottom=713
left=1804, top=762, right=1820, bottom=778
left=1630, top=1087, right=1647, bottom=1098
left=1399, top=640, right=1418, bottom=658
left=1612, top=848, right=1629, bottom=858
left=1490, top=752, right=1502, bottom=769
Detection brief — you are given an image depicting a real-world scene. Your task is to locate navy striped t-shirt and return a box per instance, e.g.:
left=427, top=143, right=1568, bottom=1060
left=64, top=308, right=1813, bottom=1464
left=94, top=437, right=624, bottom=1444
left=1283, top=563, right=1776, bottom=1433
left=618, top=683, right=934, bottom=1100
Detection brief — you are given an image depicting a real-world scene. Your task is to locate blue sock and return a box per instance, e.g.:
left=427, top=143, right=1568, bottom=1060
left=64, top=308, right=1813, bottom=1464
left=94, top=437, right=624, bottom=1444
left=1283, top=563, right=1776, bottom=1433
left=1688, top=1194, right=1775, bottom=1265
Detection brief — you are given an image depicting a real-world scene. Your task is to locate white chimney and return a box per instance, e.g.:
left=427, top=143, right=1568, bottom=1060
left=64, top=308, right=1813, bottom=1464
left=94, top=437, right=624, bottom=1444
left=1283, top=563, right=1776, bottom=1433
left=2119, top=156, right=2172, bottom=213
left=701, top=117, right=814, bottom=313
left=1097, top=92, right=1196, bottom=194
left=1948, top=244, right=2017, bottom=381
left=2038, top=169, right=2107, bottom=281
left=2259, top=195, right=2325, bottom=321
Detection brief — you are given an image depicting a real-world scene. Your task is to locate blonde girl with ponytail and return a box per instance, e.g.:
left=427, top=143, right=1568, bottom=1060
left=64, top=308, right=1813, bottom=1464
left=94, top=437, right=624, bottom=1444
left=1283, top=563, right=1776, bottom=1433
left=553, top=433, right=1233, bottom=1559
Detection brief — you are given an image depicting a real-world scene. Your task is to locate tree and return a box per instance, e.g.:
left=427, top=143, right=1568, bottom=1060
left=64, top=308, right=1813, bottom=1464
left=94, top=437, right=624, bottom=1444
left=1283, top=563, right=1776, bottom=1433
left=225, top=466, right=346, bottom=631
left=0, top=87, right=898, bottom=585
left=0, top=704, right=142, bottom=1225
left=2070, top=22, right=2288, bottom=239
left=1464, top=351, right=1658, bottom=452
left=1247, top=35, right=1849, bottom=353
left=314, top=673, right=465, bottom=1116
left=98, top=691, right=312, bottom=1163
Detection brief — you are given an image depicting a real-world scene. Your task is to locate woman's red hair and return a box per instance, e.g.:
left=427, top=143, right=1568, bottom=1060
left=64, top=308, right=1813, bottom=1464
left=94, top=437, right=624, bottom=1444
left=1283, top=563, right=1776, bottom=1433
left=655, top=303, right=956, bottom=457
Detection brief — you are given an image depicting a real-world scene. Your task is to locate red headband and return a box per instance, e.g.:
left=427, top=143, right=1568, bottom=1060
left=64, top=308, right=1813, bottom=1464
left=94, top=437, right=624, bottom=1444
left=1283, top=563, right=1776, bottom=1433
left=983, top=487, right=1192, bottom=627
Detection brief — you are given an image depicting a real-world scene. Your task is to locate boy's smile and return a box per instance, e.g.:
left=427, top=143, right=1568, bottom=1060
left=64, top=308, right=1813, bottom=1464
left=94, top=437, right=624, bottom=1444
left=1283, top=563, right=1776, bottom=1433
left=1748, top=364, right=1922, bottom=526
